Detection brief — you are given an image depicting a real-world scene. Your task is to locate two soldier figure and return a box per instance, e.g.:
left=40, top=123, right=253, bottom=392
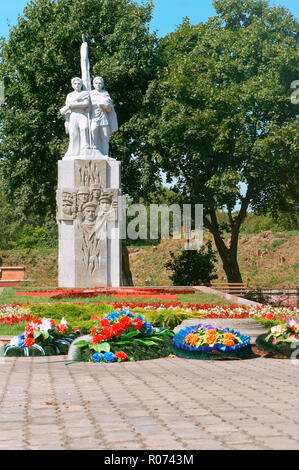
left=61, top=76, right=118, bottom=158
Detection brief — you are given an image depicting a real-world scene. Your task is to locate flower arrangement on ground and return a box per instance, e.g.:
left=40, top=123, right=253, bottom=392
left=0, top=317, right=80, bottom=357
left=69, top=310, right=174, bottom=363
left=255, top=317, right=299, bottom=358
left=172, top=323, right=251, bottom=360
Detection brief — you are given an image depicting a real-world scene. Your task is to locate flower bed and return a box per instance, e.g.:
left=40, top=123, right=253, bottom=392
left=14, top=287, right=195, bottom=300
left=109, top=301, right=299, bottom=320
left=0, top=303, right=298, bottom=332
left=172, top=323, right=252, bottom=360
left=0, top=317, right=80, bottom=357
left=69, top=310, right=174, bottom=363
left=255, top=317, right=299, bottom=358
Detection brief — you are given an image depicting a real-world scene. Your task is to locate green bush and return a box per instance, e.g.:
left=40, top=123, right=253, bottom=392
left=8, top=224, right=57, bottom=250
left=164, top=241, right=218, bottom=286
left=145, top=310, right=198, bottom=330
left=29, top=303, right=110, bottom=333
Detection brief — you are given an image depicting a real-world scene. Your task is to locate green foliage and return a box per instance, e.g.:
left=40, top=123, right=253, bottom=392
left=0, top=180, right=23, bottom=250
left=0, top=322, right=28, bottom=336
left=8, top=224, right=57, bottom=249
left=145, top=310, right=196, bottom=330
left=254, top=316, right=284, bottom=330
left=25, top=302, right=199, bottom=332
left=0, top=0, right=159, bottom=221
left=134, top=0, right=299, bottom=282
left=29, top=303, right=110, bottom=333
left=164, top=241, right=218, bottom=286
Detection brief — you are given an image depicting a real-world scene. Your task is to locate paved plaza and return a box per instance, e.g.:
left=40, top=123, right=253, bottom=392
left=0, top=355, right=298, bottom=450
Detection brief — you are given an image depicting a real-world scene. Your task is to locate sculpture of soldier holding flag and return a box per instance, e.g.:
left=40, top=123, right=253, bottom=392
left=60, top=37, right=118, bottom=159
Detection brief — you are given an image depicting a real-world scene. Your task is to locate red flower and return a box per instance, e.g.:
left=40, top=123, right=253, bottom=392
left=100, top=318, right=111, bottom=328
left=119, top=316, right=132, bottom=329
left=264, top=313, right=275, bottom=320
left=90, top=315, right=99, bottom=320
left=57, top=324, right=67, bottom=334
left=91, top=327, right=98, bottom=336
left=112, top=322, right=124, bottom=336
left=92, top=334, right=103, bottom=345
left=101, top=327, right=114, bottom=340
left=133, top=318, right=143, bottom=331
left=25, top=325, right=35, bottom=337
left=24, top=337, right=35, bottom=347
left=115, top=351, right=127, bottom=361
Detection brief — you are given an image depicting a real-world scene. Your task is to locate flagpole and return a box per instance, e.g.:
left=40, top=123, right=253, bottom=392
left=80, top=35, right=92, bottom=149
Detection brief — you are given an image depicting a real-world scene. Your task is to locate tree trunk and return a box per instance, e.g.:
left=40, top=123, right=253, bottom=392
left=211, top=228, right=243, bottom=283
left=220, top=251, right=243, bottom=283
left=121, top=242, right=134, bottom=286
left=204, top=211, right=243, bottom=284
left=202, top=184, right=255, bottom=285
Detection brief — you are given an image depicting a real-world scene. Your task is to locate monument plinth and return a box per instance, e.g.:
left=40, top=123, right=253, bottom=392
left=56, top=38, right=121, bottom=288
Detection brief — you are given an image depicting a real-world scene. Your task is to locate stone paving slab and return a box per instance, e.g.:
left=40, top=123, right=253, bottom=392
left=0, top=356, right=298, bottom=450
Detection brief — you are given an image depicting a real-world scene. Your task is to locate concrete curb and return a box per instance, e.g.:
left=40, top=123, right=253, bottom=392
left=194, top=285, right=262, bottom=307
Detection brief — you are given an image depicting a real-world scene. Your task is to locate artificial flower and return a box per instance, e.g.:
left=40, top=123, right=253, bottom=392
left=115, top=351, right=127, bottom=361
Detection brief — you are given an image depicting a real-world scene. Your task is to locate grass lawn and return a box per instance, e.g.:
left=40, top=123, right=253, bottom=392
left=0, top=322, right=27, bottom=336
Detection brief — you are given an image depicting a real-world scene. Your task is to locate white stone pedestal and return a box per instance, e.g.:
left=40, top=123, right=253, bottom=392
left=57, top=159, right=121, bottom=288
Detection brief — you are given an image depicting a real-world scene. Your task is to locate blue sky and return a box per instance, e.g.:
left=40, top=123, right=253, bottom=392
left=1, top=0, right=298, bottom=39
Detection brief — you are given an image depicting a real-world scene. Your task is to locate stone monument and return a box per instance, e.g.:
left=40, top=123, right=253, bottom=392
left=57, top=38, right=121, bottom=287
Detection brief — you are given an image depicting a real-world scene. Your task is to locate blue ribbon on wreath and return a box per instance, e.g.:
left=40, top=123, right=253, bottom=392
left=4, top=343, right=46, bottom=357
left=53, top=338, right=73, bottom=353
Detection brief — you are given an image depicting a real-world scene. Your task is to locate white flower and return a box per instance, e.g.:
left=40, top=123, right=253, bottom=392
left=60, top=317, right=68, bottom=326
left=39, top=318, right=52, bottom=332
left=9, top=336, right=20, bottom=347
left=271, top=324, right=286, bottom=335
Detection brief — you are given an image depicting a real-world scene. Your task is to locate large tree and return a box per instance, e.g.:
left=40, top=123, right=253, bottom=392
left=136, top=0, right=299, bottom=282
left=0, top=0, right=159, bottom=222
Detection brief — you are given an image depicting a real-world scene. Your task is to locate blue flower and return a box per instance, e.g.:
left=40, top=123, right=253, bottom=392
left=17, top=333, right=26, bottom=348
left=142, top=321, right=154, bottom=336
left=103, top=352, right=115, bottom=363
left=106, top=311, right=119, bottom=322
left=120, top=310, right=132, bottom=317
left=136, top=314, right=145, bottom=321
left=92, top=353, right=104, bottom=363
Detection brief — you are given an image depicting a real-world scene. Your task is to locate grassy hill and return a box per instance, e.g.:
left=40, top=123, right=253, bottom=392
left=128, top=230, right=299, bottom=288
left=0, top=230, right=298, bottom=288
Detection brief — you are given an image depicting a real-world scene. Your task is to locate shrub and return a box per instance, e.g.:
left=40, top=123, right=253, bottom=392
left=8, top=224, right=57, bottom=250
left=164, top=241, right=218, bottom=286
left=27, top=303, right=196, bottom=333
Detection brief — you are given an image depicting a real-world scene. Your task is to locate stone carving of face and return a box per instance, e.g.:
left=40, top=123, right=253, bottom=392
left=100, top=201, right=111, bottom=214
left=78, top=190, right=89, bottom=203
left=83, top=206, right=96, bottom=222
left=72, top=77, right=83, bottom=93
left=92, top=188, right=101, bottom=199
left=93, top=77, right=104, bottom=91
